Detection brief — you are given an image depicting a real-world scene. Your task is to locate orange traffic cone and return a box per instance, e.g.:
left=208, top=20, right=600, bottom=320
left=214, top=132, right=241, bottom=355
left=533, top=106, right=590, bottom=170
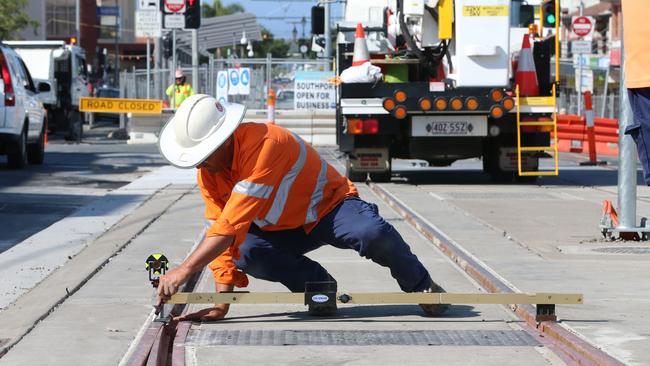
left=515, top=34, right=539, bottom=97
left=602, top=200, right=619, bottom=227
left=44, top=118, right=48, bottom=145
left=352, top=23, right=370, bottom=66
left=267, top=88, right=276, bottom=124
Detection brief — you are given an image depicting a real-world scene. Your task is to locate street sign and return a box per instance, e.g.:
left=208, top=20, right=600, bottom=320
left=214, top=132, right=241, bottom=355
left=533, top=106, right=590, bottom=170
left=136, top=10, right=162, bottom=38
left=239, top=68, right=250, bottom=95
left=294, top=71, right=336, bottom=110
left=228, top=68, right=240, bottom=95
left=572, top=16, right=594, bottom=39
left=575, top=68, right=593, bottom=93
left=97, top=6, right=119, bottom=16
left=571, top=40, right=591, bottom=54
left=163, top=0, right=185, bottom=13
left=79, top=97, right=163, bottom=114
left=138, top=0, right=159, bottom=10
left=163, top=14, right=185, bottom=29
left=216, top=70, right=228, bottom=104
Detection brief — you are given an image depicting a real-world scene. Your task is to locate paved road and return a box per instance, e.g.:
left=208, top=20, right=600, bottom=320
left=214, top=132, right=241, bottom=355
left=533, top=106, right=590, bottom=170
left=0, top=124, right=165, bottom=253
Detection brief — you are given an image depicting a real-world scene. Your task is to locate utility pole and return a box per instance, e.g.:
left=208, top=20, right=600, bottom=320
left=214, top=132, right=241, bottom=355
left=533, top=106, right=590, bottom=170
left=154, top=36, right=161, bottom=102
left=324, top=0, right=331, bottom=70
left=577, top=0, right=584, bottom=115
left=75, top=0, right=80, bottom=45
left=171, top=29, right=177, bottom=109
left=114, top=3, right=119, bottom=86
left=192, top=29, right=198, bottom=92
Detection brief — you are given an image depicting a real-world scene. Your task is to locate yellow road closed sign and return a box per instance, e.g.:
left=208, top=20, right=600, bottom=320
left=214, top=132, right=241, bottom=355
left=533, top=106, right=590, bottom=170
left=79, top=97, right=162, bottom=114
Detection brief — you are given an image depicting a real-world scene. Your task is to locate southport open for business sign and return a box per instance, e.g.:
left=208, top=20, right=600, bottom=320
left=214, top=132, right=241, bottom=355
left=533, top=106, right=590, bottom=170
left=79, top=97, right=163, bottom=114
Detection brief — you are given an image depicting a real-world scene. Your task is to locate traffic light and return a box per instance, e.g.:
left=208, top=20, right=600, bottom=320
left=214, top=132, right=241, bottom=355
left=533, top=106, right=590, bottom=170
left=162, top=33, right=173, bottom=59
left=311, top=6, right=324, bottom=34
left=542, top=0, right=557, bottom=28
left=185, top=0, right=201, bottom=29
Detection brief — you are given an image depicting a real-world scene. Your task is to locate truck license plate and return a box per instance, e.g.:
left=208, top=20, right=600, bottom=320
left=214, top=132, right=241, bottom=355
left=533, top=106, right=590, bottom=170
left=411, top=115, right=487, bottom=137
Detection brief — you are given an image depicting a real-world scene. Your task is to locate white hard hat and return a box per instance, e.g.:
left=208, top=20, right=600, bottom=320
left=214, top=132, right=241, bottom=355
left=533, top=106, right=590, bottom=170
left=175, top=69, right=184, bottom=78
left=158, top=94, right=246, bottom=168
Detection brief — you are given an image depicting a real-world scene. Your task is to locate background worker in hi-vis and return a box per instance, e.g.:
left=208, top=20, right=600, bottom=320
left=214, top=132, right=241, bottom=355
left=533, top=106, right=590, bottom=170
left=166, top=69, right=194, bottom=108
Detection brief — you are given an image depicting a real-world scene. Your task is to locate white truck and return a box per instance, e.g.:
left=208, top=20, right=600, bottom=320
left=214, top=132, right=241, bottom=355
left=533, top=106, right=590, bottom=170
left=336, top=0, right=558, bottom=183
left=5, top=41, right=90, bottom=141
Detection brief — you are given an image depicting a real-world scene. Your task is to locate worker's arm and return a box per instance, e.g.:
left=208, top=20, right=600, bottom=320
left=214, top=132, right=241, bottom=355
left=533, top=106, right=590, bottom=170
left=156, top=234, right=234, bottom=305
left=165, top=84, right=174, bottom=97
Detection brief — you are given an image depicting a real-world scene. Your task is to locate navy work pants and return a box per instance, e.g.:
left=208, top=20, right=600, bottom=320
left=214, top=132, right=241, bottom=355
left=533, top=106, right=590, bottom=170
left=625, top=87, right=650, bottom=185
left=234, top=197, right=432, bottom=293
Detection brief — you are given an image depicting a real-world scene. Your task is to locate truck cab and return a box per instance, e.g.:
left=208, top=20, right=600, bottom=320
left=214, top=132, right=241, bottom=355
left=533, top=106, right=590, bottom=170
left=5, top=40, right=90, bottom=141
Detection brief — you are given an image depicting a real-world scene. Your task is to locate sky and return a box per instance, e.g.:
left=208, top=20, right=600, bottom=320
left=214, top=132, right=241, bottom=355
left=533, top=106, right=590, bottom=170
left=201, top=0, right=344, bottom=39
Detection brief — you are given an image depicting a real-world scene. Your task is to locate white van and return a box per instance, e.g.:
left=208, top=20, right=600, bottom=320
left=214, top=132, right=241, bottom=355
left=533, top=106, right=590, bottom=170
left=0, top=44, right=48, bottom=169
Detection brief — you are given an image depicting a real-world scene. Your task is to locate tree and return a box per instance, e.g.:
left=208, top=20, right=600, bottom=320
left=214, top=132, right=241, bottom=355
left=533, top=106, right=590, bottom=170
left=254, top=26, right=290, bottom=58
left=202, top=0, right=245, bottom=18
left=0, top=0, right=38, bottom=39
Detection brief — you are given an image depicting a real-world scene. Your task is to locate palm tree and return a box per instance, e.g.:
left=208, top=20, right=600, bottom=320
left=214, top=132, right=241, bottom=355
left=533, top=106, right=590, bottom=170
left=202, top=0, right=245, bottom=18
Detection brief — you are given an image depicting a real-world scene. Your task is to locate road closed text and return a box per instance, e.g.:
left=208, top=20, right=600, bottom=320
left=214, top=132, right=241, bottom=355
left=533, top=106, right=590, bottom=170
left=79, top=97, right=163, bottom=114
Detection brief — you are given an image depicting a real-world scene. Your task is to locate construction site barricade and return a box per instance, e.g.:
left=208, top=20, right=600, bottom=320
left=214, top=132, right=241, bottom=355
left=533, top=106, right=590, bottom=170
left=554, top=114, right=619, bottom=156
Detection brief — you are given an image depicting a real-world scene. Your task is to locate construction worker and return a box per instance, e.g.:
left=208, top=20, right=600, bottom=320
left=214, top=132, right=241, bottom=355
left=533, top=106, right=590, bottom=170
left=166, top=69, right=194, bottom=108
left=156, top=94, right=448, bottom=321
left=622, top=0, right=650, bottom=185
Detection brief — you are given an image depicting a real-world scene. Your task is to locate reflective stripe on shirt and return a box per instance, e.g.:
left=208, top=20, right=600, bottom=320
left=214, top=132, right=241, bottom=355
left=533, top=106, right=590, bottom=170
left=255, top=133, right=307, bottom=227
left=233, top=180, right=274, bottom=199
left=305, top=158, right=328, bottom=224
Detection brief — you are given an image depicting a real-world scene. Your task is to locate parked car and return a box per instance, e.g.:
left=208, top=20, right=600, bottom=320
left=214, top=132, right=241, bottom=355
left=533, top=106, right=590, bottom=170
left=275, top=89, right=294, bottom=109
left=0, top=43, right=49, bottom=169
left=94, top=86, right=120, bottom=123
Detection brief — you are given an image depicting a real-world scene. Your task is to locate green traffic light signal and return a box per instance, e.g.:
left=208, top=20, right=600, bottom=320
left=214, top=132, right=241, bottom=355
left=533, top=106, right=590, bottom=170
left=546, top=14, right=556, bottom=25
left=542, top=0, right=557, bottom=27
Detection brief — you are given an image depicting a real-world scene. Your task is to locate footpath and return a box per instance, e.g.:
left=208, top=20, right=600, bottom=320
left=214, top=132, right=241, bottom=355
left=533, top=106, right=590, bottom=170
left=1, top=153, right=648, bottom=365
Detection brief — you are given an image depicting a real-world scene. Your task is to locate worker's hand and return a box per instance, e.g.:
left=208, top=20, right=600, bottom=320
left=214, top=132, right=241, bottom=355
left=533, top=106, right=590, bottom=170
left=156, top=265, right=192, bottom=307
left=174, top=304, right=230, bottom=322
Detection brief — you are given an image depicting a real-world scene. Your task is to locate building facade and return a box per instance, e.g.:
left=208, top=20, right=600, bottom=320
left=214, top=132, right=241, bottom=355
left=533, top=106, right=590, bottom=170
left=19, top=0, right=146, bottom=84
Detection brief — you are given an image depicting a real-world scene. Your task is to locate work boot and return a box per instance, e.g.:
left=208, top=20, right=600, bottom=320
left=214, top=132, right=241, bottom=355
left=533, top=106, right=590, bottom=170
left=419, top=280, right=450, bottom=317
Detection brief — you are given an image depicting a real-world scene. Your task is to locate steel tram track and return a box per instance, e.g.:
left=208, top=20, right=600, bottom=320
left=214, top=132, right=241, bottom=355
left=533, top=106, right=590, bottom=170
left=366, top=181, right=624, bottom=366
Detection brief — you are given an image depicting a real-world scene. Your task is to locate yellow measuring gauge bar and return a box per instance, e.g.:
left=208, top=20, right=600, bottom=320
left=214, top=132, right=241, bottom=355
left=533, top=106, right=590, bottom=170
left=79, top=97, right=162, bottom=114
left=168, top=292, right=583, bottom=305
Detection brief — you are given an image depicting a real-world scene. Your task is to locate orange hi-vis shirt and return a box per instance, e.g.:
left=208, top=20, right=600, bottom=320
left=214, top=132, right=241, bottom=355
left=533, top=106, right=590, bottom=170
left=198, top=123, right=358, bottom=287
left=623, top=0, right=650, bottom=88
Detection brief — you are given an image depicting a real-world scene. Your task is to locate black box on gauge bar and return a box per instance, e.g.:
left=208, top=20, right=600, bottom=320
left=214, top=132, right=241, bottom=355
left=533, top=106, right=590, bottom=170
left=305, top=281, right=337, bottom=316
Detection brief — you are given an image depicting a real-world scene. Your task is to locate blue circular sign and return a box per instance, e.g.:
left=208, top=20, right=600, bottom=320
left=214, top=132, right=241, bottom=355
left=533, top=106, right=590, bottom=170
left=229, top=70, right=239, bottom=86
left=218, top=96, right=227, bottom=104
left=218, top=73, right=227, bottom=88
left=240, top=69, right=250, bottom=86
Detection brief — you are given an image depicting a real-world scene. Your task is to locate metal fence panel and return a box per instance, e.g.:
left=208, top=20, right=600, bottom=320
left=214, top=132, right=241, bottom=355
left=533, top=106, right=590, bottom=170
left=120, top=58, right=332, bottom=111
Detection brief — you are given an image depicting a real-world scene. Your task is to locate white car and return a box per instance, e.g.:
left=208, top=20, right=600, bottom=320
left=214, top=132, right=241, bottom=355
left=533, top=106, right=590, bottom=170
left=0, top=44, right=48, bottom=169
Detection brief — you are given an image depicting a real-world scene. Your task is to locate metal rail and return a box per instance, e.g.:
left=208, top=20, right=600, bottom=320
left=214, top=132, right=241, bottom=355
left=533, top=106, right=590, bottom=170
left=125, top=269, right=204, bottom=366
left=367, top=181, right=625, bottom=366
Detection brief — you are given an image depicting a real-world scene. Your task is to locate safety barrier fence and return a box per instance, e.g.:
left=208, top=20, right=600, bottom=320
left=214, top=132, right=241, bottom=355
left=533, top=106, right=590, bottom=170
left=126, top=109, right=336, bottom=146
left=554, top=114, right=619, bottom=156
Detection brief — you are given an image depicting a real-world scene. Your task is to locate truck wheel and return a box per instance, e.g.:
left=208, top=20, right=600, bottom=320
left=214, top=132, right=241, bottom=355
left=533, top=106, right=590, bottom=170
left=27, top=121, right=46, bottom=165
left=345, top=159, right=367, bottom=182
left=369, top=171, right=392, bottom=183
left=8, top=127, right=28, bottom=169
left=514, top=175, right=538, bottom=183
left=66, top=110, right=83, bottom=142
